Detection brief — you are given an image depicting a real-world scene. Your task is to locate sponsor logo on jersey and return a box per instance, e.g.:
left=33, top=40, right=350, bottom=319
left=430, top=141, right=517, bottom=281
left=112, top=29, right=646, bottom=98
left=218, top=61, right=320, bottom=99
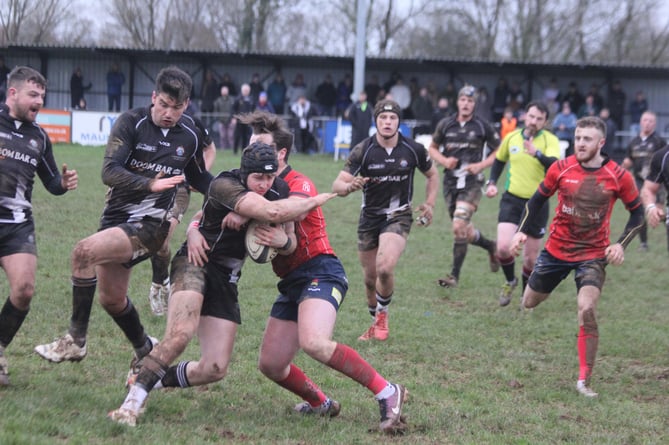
left=136, top=143, right=157, bottom=152
left=176, top=146, right=185, bottom=156
left=0, top=131, right=12, bottom=140
left=399, top=158, right=408, bottom=168
left=0, top=147, right=38, bottom=166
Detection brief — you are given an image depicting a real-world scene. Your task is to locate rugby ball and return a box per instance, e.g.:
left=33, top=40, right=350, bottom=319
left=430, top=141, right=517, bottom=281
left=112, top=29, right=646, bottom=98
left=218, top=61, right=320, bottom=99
left=245, top=220, right=279, bottom=264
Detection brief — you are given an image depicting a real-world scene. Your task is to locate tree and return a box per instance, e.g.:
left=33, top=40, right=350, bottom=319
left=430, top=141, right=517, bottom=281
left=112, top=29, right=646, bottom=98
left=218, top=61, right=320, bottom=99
left=0, top=0, right=74, bottom=45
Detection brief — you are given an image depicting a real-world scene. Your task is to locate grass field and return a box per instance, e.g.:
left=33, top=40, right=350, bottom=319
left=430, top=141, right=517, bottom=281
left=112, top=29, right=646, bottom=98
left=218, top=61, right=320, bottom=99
left=0, top=145, right=667, bottom=445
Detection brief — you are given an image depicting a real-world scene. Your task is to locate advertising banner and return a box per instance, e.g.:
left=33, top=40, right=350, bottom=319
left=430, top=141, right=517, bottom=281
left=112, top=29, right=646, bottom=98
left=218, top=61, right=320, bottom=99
left=71, top=111, right=121, bottom=146
left=36, top=109, right=71, bottom=144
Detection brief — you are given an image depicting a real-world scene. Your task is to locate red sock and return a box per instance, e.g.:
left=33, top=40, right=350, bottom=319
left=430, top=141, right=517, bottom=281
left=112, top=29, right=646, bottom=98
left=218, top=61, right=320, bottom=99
left=276, top=363, right=326, bottom=407
left=327, top=343, right=387, bottom=394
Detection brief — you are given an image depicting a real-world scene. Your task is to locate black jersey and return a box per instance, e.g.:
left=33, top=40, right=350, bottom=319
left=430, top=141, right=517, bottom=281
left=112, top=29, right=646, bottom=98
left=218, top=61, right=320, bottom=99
left=344, top=133, right=433, bottom=217
left=647, top=146, right=669, bottom=205
left=625, top=131, right=666, bottom=181
left=0, top=104, right=66, bottom=224
left=100, top=106, right=213, bottom=228
left=195, top=169, right=289, bottom=262
left=432, top=115, right=500, bottom=187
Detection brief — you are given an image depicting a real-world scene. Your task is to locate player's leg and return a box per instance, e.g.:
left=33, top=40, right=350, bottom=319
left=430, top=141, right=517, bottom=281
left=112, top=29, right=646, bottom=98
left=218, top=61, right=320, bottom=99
left=35, top=227, right=135, bottom=362
left=497, top=222, right=519, bottom=306
left=0, top=253, right=36, bottom=385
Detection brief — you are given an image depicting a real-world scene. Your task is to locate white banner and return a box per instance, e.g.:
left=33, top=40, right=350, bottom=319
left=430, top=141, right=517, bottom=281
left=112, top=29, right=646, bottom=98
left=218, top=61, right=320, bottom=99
left=71, top=111, right=121, bottom=146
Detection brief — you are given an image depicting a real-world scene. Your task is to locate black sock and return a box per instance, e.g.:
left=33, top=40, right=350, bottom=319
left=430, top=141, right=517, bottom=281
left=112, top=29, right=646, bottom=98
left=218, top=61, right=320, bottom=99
left=69, top=276, right=96, bottom=345
left=451, top=239, right=468, bottom=279
left=0, top=297, right=28, bottom=347
left=136, top=355, right=168, bottom=391
left=110, top=298, right=149, bottom=353
left=471, top=229, right=495, bottom=252
left=161, top=361, right=191, bottom=388
left=500, top=258, right=516, bottom=283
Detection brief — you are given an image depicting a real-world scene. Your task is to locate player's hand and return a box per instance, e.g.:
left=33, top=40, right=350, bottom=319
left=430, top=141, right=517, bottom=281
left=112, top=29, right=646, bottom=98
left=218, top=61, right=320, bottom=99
left=347, top=176, right=369, bottom=194
left=149, top=173, right=185, bottom=192
left=61, top=164, right=78, bottom=190
left=509, top=232, right=527, bottom=257
left=254, top=223, right=288, bottom=248
left=465, top=162, right=483, bottom=175
left=605, top=243, right=625, bottom=265
left=645, top=205, right=666, bottom=228
left=485, top=183, right=498, bottom=198
left=442, top=156, right=458, bottom=170
left=222, top=212, right=249, bottom=231
left=314, top=192, right=338, bottom=206
left=187, top=227, right=210, bottom=266
left=414, top=203, right=434, bottom=227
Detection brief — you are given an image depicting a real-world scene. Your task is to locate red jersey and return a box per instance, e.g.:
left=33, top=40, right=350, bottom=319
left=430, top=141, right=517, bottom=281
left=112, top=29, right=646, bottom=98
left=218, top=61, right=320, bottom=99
left=539, top=156, right=640, bottom=262
left=271, top=166, right=334, bottom=277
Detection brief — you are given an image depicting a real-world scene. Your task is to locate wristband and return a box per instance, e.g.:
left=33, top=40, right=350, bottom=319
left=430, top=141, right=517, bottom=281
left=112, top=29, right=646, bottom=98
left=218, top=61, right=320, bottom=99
left=486, top=179, right=496, bottom=186
left=188, top=220, right=199, bottom=231
left=645, top=204, right=656, bottom=214
left=534, top=151, right=543, bottom=160
left=280, top=237, right=292, bottom=251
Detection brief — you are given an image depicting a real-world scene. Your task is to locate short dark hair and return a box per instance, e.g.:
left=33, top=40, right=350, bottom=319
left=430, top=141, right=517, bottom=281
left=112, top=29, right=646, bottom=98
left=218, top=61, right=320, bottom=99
left=239, top=110, right=294, bottom=162
left=576, top=116, right=606, bottom=136
left=155, top=66, right=192, bottom=103
left=525, top=100, right=550, bottom=119
left=8, top=66, right=46, bottom=89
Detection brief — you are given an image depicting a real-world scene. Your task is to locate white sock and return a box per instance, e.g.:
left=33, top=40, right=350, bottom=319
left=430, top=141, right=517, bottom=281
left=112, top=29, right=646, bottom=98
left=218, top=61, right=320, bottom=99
left=121, top=385, right=148, bottom=413
left=374, top=383, right=396, bottom=400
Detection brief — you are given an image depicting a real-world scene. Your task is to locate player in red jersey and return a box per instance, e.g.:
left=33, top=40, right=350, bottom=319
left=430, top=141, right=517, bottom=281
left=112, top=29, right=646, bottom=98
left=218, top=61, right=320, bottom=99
left=510, top=116, right=644, bottom=397
left=239, top=111, right=407, bottom=435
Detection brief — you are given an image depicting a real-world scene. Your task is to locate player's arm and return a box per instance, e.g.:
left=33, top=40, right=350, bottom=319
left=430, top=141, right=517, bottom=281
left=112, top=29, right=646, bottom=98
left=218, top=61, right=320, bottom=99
left=234, top=189, right=337, bottom=224
left=616, top=203, right=645, bottom=249
left=37, top=139, right=77, bottom=195
left=253, top=220, right=297, bottom=255
left=510, top=189, right=549, bottom=256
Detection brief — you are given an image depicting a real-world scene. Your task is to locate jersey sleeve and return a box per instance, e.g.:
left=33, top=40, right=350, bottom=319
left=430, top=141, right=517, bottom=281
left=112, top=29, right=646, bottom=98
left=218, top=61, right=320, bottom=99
left=484, top=121, right=501, bottom=150
left=647, top=147, right=669, bottom=184
left=343, top=140, right=366, bottom=176
left=36, top=133, right=67, bottom=195
left=102, top=112, right=152, bottom=192
left=618, top=169, right=642, bottom=210
left=496, top=133, right=511, bottom=162
left=289, top=173, right=317, bottom=199
left=537, top=160, right=561, bottom=197
left=431, top=118, right=448, bottom=146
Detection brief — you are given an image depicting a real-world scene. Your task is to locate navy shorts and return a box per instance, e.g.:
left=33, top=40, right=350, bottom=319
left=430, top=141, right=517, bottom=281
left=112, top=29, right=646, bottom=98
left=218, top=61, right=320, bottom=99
left=0, top=220, right=37, bottom=257
left=498, top=191, right=548, bottom=239
left=357, top=209, right=412, bottom=251
left=270, top=254, right=348, bottom=322
left=528, top=249, right=607, bottom=294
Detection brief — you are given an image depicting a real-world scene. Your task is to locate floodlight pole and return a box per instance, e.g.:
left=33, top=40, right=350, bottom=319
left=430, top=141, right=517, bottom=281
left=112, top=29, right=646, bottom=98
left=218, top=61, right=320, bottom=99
left=353, top=0, right=368, bottom=101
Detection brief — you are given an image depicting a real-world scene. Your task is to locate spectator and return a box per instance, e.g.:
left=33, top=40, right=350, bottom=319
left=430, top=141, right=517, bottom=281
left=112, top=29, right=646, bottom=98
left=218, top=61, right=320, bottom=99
left=551, top=101, right=578, bottom=157
left=629, top=91, right=648, bottom=134
left=335, top=74, right=353, bottom=117
left=200, top=70, right=219, bottom=113
left=345, top=91, right=373, bottom=149
left=577, top=94, right=599, bottom=118
left=249, top=72, right=264, bottom=103
left=213, top=85, right=235, bottom=150
left=431, top=97, right=451, bottom=133
left=286, top=73, right=307, bottom=109
left=475, top=86, right=492, bottom=122
left=290, top=94, right=317, bottom=153
left=219, top=72, right=237, bottom=96
left=266, top=73, right=287, bottom=114
left=389, top=76, right=411, bottom=116
left=106, top=63, right=125, bottom=112
left=506, top=81, right=525, bottom=117
left=499, top=107, right=517, bottom=140
left=588, top=83, right=604, bottom=111
left=383, top=71, right=400, bottom=92
left=411, top=87, right=435, bottom=136
left=364, top=74, right=382, bottom=107
left=599, top=107, right=618, bottom=161
left=607, top=80, right=626, bottom=130
left=542, top=78, right=561, bottom=115
left=492, top=77, right=509, bottom=122
left=0, top=56, right=10, bottom=103
left=232, top=83, right=254, bottom=154
left=255, top=91, right=275, bottom=113
left=314, top=74, right=337, bottom=116
left=563, top=81, right=584, bottom=116
left=70, top=67, right=92, bottom=110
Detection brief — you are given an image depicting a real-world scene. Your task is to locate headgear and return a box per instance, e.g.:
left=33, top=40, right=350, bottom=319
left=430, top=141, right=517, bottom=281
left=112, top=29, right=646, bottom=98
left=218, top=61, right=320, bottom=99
left=373, top=99, right=401, bottom=120
left=458, top=85, right=478, bottom=100
left=240, top=142, right=278, bottom=184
